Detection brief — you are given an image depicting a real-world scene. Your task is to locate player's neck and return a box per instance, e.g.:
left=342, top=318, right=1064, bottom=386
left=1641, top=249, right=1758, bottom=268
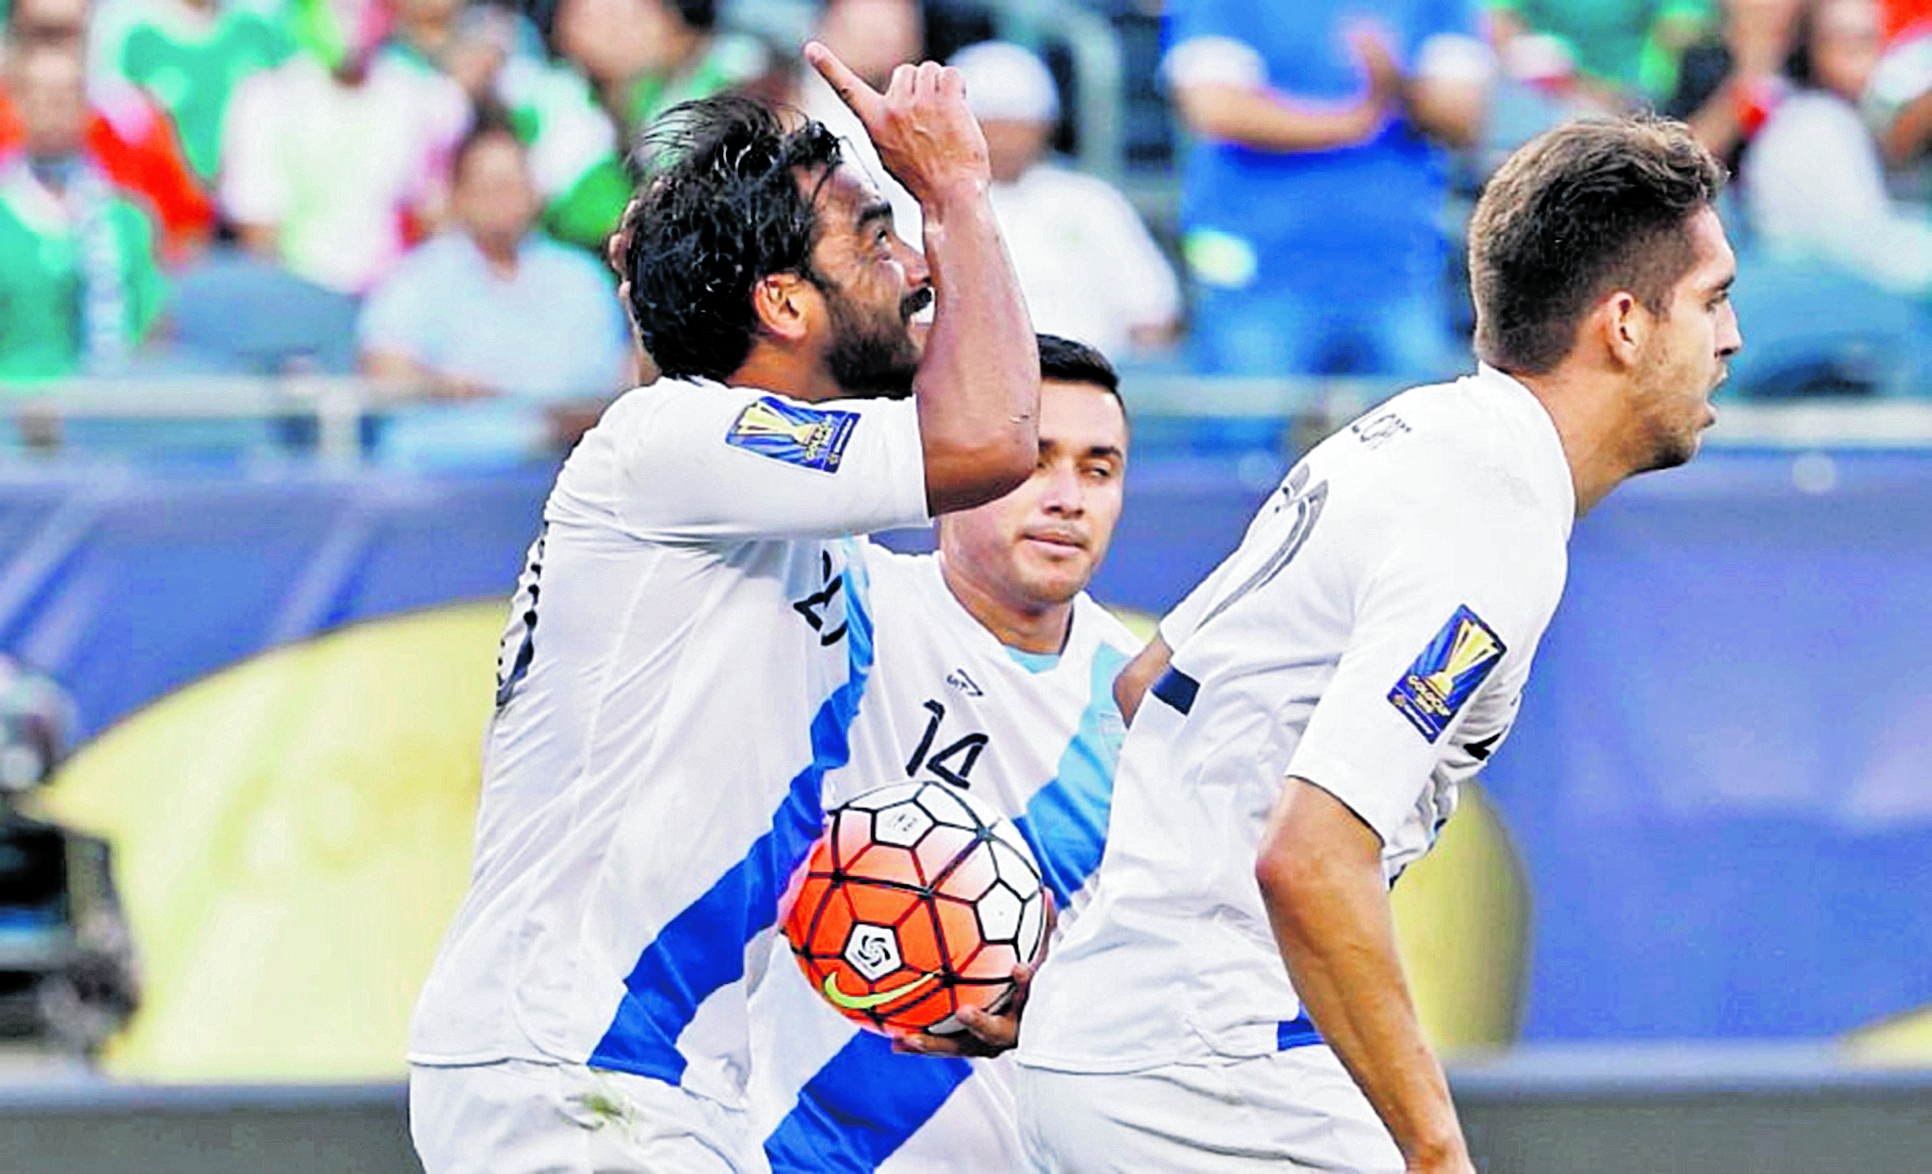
left=937, top=553, right=1072, bottom=656
left=728, top=346, right=843, bottom=402
left=1511, top=365, right=1639, bottom=519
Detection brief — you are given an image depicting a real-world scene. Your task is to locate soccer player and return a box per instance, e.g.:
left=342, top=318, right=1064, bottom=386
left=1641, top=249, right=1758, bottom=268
left=407, top=45, right=1038, bottom=1174
left=749, top=334, right=1138, bottom=1173
left=1015, top=116, right=1742, bottom=1174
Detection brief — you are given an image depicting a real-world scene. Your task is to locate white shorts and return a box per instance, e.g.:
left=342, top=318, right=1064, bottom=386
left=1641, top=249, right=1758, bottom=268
left=409, top=1058, right=771, bottom=1174
left=1015, top=1047, right=1403, bottom=1173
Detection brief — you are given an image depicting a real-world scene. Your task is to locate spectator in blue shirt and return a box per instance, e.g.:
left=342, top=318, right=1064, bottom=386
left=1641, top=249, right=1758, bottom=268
left=358, top=111, right=633, bottom=466
left=1164, top=0, right=1492, bottom=380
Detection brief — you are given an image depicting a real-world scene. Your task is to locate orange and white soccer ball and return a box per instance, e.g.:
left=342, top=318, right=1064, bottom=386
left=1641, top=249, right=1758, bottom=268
left=782, top=780, right=1048, bottom=1035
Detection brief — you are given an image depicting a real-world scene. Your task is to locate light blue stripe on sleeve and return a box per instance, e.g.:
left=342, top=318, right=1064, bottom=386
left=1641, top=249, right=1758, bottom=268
left=1013, top=643, right=1129, bottom=907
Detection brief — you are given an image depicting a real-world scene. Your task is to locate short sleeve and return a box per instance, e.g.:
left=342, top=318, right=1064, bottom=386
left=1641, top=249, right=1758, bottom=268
left=1286, top=500, right=1560, bottom=845
left=600, top=388, right=930, bottom=541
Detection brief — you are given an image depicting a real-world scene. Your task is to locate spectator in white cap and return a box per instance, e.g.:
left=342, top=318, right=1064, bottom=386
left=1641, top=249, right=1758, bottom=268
left=950, top=40, right=1182, bottom=359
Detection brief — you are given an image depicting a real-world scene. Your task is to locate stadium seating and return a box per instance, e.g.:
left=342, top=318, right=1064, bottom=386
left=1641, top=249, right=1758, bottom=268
left=1720, top=251, right=1932, bottom=400
left=167, top=248, right=360, bottom=378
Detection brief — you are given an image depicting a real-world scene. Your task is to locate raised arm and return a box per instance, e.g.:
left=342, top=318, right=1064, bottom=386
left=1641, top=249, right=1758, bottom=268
left=806, top=43, right=1038, bottom=516
left=1168, top=28, right=1402, bottom=152
left=1257, top=778, right=1475, bottom=1174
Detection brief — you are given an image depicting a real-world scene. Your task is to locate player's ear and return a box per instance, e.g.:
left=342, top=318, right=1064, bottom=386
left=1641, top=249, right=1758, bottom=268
left=753, top=272, right=816, bottom=344
left=1600, top=290, right=1648, bottom=369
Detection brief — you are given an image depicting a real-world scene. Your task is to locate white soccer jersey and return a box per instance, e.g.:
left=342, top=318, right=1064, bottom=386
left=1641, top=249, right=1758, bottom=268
left=409, top=379, right=930, bottom=1125
left=1018, top=365, right=1573, bottom=1075
left=747, top=544, right=1141, bottom=1173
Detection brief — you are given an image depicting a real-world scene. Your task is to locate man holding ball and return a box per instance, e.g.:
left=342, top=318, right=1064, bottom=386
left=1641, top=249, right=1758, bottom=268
left=408, top=44, right=1035, bottom=1174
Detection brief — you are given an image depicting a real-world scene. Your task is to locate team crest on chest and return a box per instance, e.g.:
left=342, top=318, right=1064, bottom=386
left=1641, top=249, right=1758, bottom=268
left=725, top=396, right=859, bottom=472
left=1389, top=605, right=1506, bottom=742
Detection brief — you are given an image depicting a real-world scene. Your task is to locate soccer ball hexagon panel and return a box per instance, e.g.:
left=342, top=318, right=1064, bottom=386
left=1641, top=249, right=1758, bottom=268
left=783, top=779, right=1048, bottom=1035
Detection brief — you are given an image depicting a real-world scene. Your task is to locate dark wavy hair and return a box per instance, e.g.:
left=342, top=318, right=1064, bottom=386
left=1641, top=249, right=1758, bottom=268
left=622, top=96, right=844, bottom=382
left=1037, top=333, right=1124, bottom=412
left=1469, top=116, right=1724, bottom=375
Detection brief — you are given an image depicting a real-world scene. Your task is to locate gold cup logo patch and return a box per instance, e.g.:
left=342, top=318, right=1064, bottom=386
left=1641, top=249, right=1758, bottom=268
left=1424, top=618, right=1501, bottom=703
left=738, top=401, right=830, bottom=453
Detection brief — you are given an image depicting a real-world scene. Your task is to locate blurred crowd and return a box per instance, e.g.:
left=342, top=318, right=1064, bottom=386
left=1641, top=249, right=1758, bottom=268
left=1163, top=0, right=1932, bottom=393
left=1, top=0, right=1930, bottom=465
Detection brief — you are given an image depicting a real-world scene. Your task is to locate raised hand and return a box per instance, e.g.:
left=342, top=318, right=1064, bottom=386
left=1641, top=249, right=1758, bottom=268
left=803, top=40, right=990, bottom=207
left=1345, top=23, right=1404, bottom=113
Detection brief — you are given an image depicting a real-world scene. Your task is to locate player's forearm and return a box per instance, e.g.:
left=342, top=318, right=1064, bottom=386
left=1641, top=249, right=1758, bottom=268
left=915, top=184, right=1039, bottom=515
left=1257, top=781, right=1472, bottom=1171
left=361, top=350, right=492, bottom=399
left=1114, top=635, right=1172, bottom=725
left=1270, top=875, right=1468, bottom=1167
left=1175, top=83, right=1385, bottom=153
left=361, top=349, right=438, bottom=390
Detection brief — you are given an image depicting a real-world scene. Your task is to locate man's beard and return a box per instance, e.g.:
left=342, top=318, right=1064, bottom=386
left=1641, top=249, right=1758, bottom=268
left=1630, top=350, right=1704, bottom=475
left=822, top=285, right=927, bottom=400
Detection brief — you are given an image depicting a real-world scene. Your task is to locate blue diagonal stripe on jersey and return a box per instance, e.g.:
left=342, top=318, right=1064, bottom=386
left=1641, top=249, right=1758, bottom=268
left=761, top=641, right=1132, bottom=1169
left=589, top=544, right=877, bottom=1083
left=764, top=1031, right=972, bottom=1173
left=1013, top=643, right=1130, bottom=906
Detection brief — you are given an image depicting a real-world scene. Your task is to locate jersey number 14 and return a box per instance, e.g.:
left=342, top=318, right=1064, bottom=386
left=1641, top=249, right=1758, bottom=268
left=905, top=699, right=989, bottom=788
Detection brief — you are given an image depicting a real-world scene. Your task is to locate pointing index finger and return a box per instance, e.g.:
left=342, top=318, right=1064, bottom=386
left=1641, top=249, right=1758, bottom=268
left=804, top=40, right=881, bottom=119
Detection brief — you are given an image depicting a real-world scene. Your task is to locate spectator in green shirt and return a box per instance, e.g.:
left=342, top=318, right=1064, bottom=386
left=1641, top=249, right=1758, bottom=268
left=109, top=0, right=295, bottom=189
left=0, top=42, right=167, bottom=382
left=1489, top=0, right=1716, bottom=103
left=552, top=0, right=780, bottom=139
left=380, top=0, right=633, bottom=254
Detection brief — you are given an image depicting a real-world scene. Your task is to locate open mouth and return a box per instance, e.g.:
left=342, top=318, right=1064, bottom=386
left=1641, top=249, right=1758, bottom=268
left=902, top=287, right=934, bottom=323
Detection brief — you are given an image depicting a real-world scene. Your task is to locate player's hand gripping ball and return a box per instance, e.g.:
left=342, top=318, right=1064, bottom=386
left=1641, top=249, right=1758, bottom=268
left=783, top=780, right=1048, bottom=1035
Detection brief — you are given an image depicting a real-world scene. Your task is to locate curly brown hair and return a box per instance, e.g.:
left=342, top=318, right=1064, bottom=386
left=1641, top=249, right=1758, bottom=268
left=1469, top=116, right=1725, bottom=375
